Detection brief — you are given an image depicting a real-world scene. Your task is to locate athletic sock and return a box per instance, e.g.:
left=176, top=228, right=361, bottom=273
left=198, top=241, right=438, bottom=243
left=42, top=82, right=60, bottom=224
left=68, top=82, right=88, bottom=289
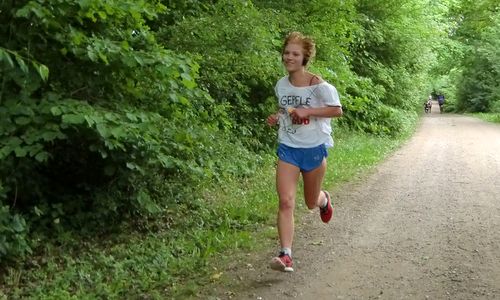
left=320, top=191, right=328, bottom=208
left=281, top=247, right=292, bottom=257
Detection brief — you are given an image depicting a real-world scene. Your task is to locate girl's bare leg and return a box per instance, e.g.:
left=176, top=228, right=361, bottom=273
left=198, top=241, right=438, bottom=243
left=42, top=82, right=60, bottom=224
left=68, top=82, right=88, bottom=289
left=302, top=159, right=327, bottom=209
left=276, top=160, right=301, bottom=249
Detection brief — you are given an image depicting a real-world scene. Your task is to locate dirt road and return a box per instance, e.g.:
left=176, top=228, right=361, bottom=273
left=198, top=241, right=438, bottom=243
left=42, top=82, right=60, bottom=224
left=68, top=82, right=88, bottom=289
left=216, top=111, right=500, bottom=299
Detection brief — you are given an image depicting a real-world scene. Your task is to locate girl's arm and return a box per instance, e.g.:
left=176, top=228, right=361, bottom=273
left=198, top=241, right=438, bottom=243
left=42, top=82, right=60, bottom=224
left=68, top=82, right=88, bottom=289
left=291, top=106, right=342, bottom=119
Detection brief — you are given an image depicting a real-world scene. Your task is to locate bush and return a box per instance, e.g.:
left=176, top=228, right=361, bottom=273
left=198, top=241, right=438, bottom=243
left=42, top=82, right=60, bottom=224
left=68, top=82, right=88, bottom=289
left=0, top=0, right=262, bottom=262
left=0, top=204, right=30, bottom=260
left=339, top=96, right=417, bottom=136
left=162, top=0, right=285, bottom=150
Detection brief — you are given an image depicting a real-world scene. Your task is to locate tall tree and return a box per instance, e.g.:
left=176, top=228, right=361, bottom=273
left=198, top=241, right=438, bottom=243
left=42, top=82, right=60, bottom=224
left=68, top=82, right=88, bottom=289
left=448, top=0, right=500, bottom=111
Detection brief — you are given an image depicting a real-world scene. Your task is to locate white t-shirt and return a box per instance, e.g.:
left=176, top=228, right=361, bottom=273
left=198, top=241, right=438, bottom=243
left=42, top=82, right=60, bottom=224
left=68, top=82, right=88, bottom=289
left=275, top=76, right=341, bottom=148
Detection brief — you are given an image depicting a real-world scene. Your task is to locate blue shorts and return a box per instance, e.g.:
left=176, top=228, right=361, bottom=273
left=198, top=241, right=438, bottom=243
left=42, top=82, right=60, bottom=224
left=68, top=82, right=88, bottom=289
left=277, top=143, right=328, bottom=172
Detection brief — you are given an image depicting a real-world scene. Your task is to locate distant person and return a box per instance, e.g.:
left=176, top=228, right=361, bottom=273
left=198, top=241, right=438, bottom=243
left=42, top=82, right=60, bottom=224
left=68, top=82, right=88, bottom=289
left=437, top=94, right=445, bottom=113
left=266, top=31, right=343, bottom=272
left=424, top=96, right=432, bottom=113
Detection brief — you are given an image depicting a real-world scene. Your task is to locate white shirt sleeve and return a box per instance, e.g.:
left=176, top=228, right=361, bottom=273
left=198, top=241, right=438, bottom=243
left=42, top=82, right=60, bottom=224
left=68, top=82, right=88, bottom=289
left=316, top=83, right=341, bottom=107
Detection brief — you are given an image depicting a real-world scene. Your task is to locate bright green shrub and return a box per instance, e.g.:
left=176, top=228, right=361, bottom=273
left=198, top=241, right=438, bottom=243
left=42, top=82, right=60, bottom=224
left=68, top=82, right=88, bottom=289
left=350, top=0, right=436, bottom=111
left=446, top=0, right=500, bottom=113
left=339, top=96, right=417, bottom=136
left=455, top=17, right=500, bottom=112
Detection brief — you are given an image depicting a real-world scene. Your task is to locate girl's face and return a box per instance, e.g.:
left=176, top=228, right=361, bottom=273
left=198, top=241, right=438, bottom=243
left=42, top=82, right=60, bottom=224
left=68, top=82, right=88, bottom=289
left=282, top=42, right=305, bottom=73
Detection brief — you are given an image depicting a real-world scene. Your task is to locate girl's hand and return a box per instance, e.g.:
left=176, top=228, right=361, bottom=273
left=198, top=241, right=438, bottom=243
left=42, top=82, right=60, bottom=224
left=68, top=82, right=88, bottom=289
left=267, top=114, right=279, bottom=126
left=289, top=107, right=309, bottom=119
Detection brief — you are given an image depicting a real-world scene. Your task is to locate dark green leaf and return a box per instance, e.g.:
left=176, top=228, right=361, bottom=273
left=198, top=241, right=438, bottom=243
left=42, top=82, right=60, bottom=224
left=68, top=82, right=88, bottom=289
left=62, top=114, right=85, bottom=125
left=14, top=117, right=31, bottom=125
left=14, top=55, right=29, bottom=74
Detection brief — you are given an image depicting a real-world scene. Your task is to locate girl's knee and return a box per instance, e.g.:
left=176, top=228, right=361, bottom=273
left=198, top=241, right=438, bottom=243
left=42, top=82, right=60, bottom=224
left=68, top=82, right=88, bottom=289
left=278, top=195, right=295, bottom=211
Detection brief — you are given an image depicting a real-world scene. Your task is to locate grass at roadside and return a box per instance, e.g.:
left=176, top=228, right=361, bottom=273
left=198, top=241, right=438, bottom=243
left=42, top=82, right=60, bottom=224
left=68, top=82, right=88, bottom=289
left=469, top=112, right=500, bottom=124
left=0, top=125, right=416, bottom=299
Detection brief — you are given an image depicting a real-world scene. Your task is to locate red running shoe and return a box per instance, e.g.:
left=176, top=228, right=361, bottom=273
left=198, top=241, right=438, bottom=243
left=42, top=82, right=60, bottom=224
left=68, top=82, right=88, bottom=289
left=320, top=190, right=334, bottom=223
left=270, top=252, right=293, bottom=272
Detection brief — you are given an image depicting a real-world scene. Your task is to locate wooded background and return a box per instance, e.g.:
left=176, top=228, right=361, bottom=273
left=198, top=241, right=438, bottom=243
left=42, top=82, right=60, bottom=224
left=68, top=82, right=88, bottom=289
left=1, top=0, right=499, bottom=261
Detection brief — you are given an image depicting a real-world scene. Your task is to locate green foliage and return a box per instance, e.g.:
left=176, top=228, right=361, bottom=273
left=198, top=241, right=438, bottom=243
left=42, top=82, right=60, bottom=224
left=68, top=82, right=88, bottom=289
left=339, top=96, right=417, bottom=136
left=455, top=11, right=500, bottom=112
left=431, top=0, right=500, bottom=112
left=161, top=0, right=283, bottom=150
left=0, top=0, right=252, bottom=261
left=470, top=112, right=500, bottom=123
left=0, top=95, right=186, bottom=218
left=0, top=205, right=30, bottom=260
left=350, top=0, right=438, bottom=110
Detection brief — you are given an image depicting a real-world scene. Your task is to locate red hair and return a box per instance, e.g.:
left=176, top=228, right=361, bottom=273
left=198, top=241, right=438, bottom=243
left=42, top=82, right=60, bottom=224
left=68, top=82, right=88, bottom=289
left=282, top=31, right=316, bottom=65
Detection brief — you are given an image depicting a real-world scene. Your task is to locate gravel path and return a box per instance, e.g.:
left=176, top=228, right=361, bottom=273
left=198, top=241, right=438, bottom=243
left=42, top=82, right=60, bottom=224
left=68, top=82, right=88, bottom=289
left=214, top=111, right=500, bottom=300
